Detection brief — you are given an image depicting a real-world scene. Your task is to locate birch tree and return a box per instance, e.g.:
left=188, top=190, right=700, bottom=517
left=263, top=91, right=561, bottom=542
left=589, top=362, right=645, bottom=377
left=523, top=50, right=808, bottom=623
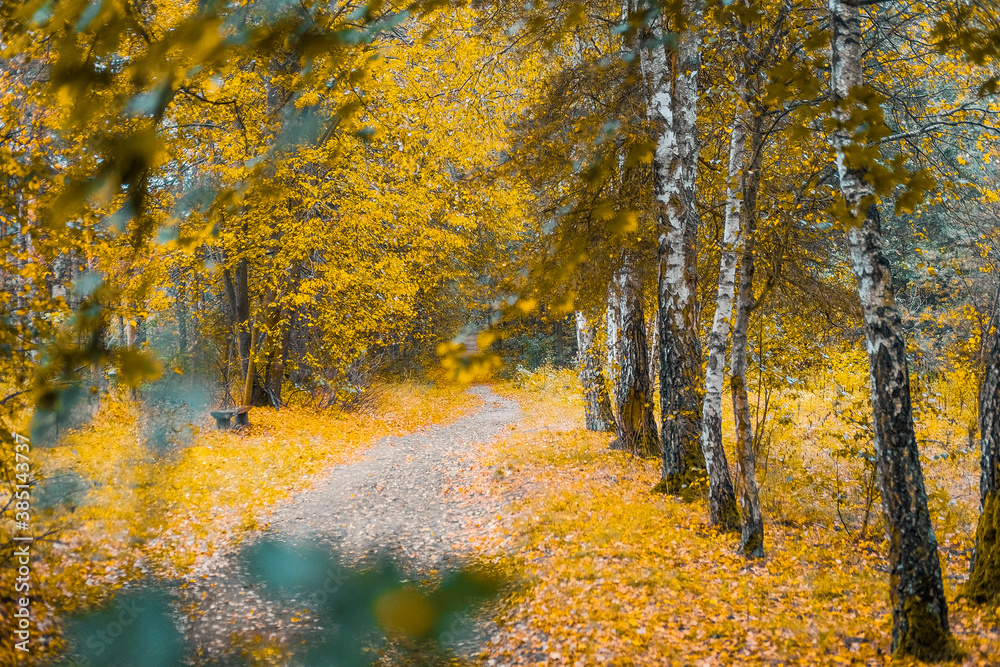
left=732, top=114, right=765, bottom=558
left=699, top=92, right=747, bottom=532
left=643, top=0, right=710, bottom=499
left=828, top=0, right=955, bottom=657
left=643, top=0, right=743, bottom=528
left=609, top=255, right=660, bottom=456
left=576, top=310, right=616, bottom=432
left=727, top=0, right=791, bottom=559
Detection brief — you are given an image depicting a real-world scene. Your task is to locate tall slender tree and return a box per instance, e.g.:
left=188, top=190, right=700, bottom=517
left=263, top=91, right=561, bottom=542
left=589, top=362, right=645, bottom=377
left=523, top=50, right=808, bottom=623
left=699, top=80, right=747, bottom=533
left=828, top=0, right=955, bottom=658
left=732, top=112, right=765, bottom=558
left=642, top=0, right=708, bottom=498
left=643, top=0, right=741, bottom=526
left=726, top=0, right=791, bottom=559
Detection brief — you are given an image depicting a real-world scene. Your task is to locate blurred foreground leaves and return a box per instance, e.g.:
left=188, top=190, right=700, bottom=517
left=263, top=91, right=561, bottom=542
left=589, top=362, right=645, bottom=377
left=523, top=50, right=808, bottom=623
left=61, top=539, right=511, bottom=666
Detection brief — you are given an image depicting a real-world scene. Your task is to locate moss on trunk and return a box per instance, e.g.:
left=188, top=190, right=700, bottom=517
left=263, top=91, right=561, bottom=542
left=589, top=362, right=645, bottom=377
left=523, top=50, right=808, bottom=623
left=966, top=491, right=1000, bottom=604
left=893, top=595, right=962, bottom=661
left=712, top=494, right=741, bottom=534
left=652, top=463, right=708, bottom=502
left=738, top=524, right=764, bottom=559
left=619, top=389, right=660, bottom=458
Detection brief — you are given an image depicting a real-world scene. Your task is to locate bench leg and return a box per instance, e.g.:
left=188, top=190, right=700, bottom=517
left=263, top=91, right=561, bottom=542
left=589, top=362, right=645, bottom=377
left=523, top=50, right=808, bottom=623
left=235, top=412, right=249, bottom=427
left=215, top=417, right=231, bottom=430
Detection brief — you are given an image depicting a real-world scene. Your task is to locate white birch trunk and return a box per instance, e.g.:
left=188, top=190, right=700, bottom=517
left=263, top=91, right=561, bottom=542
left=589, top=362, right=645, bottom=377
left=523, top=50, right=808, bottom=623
left=828, top=0, right=953, bottom=656
left=644, top=0, right=739, bottom=525
left=643, top=0, right=710, bottom=497
left=606, top=281, right=621, bottom=390
left=647, top=309, right=659, bottom=391
left=733, top=113, right=765, bottom=558
left=699, top=97, right=747, bottom=531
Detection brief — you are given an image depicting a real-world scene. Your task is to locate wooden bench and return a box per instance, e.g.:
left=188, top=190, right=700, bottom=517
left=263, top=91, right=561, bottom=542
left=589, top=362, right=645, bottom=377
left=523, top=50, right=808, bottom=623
left=210, top=406, right=250, bottom=430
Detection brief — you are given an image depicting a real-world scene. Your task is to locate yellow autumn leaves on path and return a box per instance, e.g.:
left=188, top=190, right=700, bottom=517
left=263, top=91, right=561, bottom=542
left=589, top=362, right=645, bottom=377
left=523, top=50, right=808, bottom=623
left=13, top=378, right=479, bottom=664
left=9, top=360, right=1000, bottom=665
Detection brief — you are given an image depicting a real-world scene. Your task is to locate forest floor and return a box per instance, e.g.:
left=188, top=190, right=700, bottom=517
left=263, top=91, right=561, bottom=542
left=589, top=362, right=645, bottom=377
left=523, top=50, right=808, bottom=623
left=173, top=385, right=521, bottom=664
left=152, top=367, right=1000, bottom=666
left=473, top=366, right=1000, bottom=667
left=19, top=378, right=487, bottom=665
left=25, top=362, right=1000, bottom=666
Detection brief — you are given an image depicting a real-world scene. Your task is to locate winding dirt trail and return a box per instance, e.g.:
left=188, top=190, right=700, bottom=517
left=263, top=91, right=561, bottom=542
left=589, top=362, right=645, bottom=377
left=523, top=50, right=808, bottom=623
left=175, top=385, right=520, bottom=664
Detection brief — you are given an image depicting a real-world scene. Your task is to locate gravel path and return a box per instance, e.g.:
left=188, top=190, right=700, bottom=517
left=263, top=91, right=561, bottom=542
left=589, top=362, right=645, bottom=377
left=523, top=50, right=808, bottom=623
left=176, top=385, right=519, bottom=664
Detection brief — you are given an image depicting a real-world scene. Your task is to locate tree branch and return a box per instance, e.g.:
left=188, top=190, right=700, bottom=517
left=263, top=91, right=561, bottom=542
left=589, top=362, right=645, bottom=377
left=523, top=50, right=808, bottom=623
left=878, top=119, right=1000, bottom=145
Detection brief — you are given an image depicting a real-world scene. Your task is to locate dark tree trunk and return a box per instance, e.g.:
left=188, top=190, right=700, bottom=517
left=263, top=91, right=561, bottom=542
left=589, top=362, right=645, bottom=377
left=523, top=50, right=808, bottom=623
left=223, top=249, right=266, bottom=406
left=554, top=318, right=564, bottom=364
left=610, top=257, right=660, bottom=457
left=235, top=256, right=251, bottom=376
left=829, top=0, right=954, bottom=658
left=968, top=288, right=1000, bottom=603
left=264, top=271, right=300, bottom=409
left=576, top=311, right=615, bottom=432
left=849, top=207, right=953, bottom=659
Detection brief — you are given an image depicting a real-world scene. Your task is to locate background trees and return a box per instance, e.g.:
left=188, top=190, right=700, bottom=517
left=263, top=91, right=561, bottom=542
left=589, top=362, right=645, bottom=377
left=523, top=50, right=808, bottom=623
left=1, top=1, right=532, bottom=415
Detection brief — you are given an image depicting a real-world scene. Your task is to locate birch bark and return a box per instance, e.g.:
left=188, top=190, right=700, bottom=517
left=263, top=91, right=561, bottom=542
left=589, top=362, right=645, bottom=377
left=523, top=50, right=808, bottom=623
left=647, top=309, right=659, bottom=392
left=700, top=97, right=746, bottom=531
left=828, top=0, right=954, bottom=657
left=732, top=115, right=764, bottom=558
left=607, top=282, right=621, bottom=380
left=643, top=0, right=707, bottom=496
left=610, top=256, right=660, bottom=457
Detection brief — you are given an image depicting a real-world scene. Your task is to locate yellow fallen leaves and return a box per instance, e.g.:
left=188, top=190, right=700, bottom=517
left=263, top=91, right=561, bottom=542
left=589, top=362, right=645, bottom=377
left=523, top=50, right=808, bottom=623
left=20, top=378, right=481, bottom=664
left=479, top=366, right=1000, bottom=666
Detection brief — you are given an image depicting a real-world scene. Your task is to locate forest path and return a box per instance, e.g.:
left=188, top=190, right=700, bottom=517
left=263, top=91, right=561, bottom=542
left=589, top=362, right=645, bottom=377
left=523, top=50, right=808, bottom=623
left=175, top=385, right=520, bottom=664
